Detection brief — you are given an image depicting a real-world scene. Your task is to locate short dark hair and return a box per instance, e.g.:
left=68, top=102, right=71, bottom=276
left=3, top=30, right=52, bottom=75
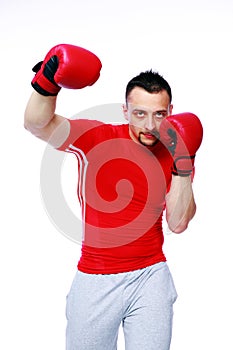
left=125, top=70, right=172, bottom=103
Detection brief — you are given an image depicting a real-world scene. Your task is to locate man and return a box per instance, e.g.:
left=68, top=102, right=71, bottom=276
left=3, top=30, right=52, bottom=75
left=24, top=44, right=203, bottom=350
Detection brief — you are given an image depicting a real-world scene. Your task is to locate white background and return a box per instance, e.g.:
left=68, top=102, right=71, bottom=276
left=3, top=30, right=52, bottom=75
left=1, top=0, right=233, bottom=349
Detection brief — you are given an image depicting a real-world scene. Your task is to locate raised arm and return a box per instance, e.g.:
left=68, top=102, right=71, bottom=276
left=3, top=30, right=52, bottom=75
left=24, top=92, right=70, bottom=147
left=160, top=113, right=203, bottom=233
left=24, top=44, right=102, bottom=147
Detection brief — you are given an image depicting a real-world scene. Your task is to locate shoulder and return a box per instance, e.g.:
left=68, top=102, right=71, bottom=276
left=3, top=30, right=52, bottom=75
left=57, top=119, right=129, bottom=151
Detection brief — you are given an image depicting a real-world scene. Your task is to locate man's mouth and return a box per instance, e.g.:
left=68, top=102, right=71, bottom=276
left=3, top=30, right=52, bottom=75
left=143, top=133, right=155, bottom=139
left=141, top=131, right=160, bottom=139
left=138, top=131, right=160, bottom=147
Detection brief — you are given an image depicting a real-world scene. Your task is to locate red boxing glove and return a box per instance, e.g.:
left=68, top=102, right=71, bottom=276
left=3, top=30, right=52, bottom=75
left=159, top=113, right=203, bottom=176
left=31, top=44, right=102, bottom=96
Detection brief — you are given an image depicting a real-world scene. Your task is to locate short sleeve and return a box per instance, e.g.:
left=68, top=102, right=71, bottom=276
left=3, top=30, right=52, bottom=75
left=56, top=118, right=104, bottom=152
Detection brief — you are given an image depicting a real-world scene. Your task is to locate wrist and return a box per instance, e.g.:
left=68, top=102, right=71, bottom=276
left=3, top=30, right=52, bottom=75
left=169, top=173, right=193, bottom=196
left=172, top=155, right=195, bottom=176
left=31, top=56, right=61, bottom=96
left=31, top=70, right=61, bottom=96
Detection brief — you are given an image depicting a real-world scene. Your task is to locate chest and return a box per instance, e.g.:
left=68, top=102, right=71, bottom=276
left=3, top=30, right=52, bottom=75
left=84, top=138, right=171, bottom=210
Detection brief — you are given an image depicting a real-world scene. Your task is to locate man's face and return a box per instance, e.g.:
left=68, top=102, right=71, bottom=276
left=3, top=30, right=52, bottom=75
left=123, top=87, right=173, bottom=147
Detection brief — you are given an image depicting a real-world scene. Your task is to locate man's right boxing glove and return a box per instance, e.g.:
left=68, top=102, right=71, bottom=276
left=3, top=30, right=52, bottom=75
left=31, top=44, right=102, bottom=96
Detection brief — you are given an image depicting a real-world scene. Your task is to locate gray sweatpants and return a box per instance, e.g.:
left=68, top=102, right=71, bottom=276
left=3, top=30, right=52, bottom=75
left=66, top=262, right=177, bottom=350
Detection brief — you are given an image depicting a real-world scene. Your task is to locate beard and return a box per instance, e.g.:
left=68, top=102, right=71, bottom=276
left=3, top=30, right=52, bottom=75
left=138, top=131, right=160, bottom=147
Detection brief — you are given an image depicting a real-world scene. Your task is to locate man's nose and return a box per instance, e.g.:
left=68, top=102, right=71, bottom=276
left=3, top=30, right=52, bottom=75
left=145, top=115, right=156, bottom=131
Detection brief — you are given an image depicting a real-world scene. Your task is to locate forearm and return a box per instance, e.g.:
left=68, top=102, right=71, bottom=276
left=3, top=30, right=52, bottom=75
left=24, top=91, right=69, bottom=146
left=24, top=91, right=57, bottom=130
left=165, top=175, right=196, bottom=233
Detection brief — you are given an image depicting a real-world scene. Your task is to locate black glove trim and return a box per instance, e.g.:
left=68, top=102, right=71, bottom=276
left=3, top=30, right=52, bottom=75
left=31, top=81, right=59, bottom=96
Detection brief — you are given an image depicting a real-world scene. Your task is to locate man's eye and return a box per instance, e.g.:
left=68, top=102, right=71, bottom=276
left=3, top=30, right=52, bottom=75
left=155, top=112, right=166, bottom=119
left=133, top=110, right=145, bottom=117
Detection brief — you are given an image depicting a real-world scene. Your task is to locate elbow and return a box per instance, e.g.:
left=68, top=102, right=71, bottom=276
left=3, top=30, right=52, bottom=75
left=24, top=113, right=40, bottom=131
left=167, top=205, right=196, bottom=234
left=24, top=110, right=34, bottom=133
left=24, top=112, right=44, bottom=135
left=168, top=221, right=189, bottom=234
left=24, top=119, right=35, bottom=135
left=24, top=118, right=30, bottom=132
left=23, top=116, right=41, bottom=138
left=24, top=118, right=32, bottom=133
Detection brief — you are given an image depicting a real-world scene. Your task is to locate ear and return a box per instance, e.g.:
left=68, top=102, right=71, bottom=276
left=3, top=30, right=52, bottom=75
left=122, top=104, right=129, bottom=121
left=169, top=104, right=173, bottom=115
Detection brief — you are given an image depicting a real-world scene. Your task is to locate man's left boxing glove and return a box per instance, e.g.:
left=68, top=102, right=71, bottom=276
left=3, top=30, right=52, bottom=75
left=159, top=113, right=203, bottom=176
left=31, top=44, right=102, bottom=96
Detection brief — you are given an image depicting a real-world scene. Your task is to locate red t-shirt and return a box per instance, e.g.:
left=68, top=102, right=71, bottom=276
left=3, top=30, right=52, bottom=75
left=57, top=119, right=173, bottom=274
